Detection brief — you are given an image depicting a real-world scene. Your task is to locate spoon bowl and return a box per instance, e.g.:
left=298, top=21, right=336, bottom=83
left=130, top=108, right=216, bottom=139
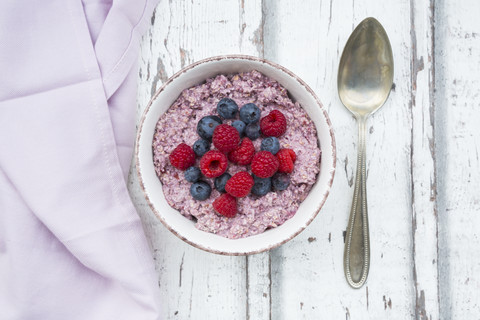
left=338, top=17, right=394, bottom=117
left=338, top=17, right=394, bottom=288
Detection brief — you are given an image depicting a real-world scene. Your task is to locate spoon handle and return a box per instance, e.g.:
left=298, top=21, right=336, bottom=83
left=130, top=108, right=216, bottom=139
left=344, top=117, right=370, bottom=288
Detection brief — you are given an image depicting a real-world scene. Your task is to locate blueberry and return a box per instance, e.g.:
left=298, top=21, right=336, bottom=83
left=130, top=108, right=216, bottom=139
left=251, top=176, right=272, bottom=196
left=245, top=122, right=261, bottom=140
left=190, top=181, right=212, bottom=200
left=197, top=116, right=222, bottom=140
left=239, top=103, right=261, bottom=124
left=193, top=139, right=210, bottom=157
left=214, top=173, right=232, bottom=193
left=184, top=166, right=201, bottom=183
left=261, top=137, right=280, bottom=155
left=217, top=98, right=239, bottom=119
left=232, top=120, right=246, bottom=136
left=272, top=173, right=290, bottom=191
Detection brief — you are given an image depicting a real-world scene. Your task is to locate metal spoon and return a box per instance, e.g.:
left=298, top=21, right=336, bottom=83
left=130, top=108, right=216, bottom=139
left=338, top=17, right=394, bottom=288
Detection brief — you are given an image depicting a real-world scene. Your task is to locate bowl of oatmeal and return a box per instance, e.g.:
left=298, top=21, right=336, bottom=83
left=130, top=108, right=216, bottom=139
left=136, top=55, right=335, bottom=255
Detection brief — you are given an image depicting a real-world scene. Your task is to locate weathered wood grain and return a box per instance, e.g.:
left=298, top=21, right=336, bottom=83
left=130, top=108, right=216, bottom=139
left=435, top=0, right=480, bottom=318
left=410, top=0, right=440, bottom=319
left=237, top=3, right=273, bottom=320
left=246, top=253, right=271, bottom=320
left=130, top=1, right=267, bottom=319
left=127, top=0, right=480, bottom=318
left=263, top=0, right=415, bottom=318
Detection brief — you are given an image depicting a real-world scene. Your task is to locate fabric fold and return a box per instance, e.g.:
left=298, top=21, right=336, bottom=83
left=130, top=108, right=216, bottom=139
left=0, top=0, right=162, bottom=319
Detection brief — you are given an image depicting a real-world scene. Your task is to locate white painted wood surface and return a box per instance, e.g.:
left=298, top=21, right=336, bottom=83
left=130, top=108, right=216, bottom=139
left=128, top=0, right=480, bottom=318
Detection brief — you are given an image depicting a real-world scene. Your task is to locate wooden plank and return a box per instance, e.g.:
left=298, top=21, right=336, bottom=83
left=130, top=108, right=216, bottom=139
left=434, top=0, right=480, bottom=318
left=129, top=1, right=265, bottom=319
left=246, top=254, right=271, bottom=320
left=410, top=0, right=440, bottom=318
left=263, top=0, right=415, bottom=318
left=238, top=2, right=273, bottom=319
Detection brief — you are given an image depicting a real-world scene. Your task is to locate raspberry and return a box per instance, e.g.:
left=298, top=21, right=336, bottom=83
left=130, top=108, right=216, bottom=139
left=260, top=110, right=287, bottom=137
left=213, top=193, right=237, bottom=218
left=251, top=151, right=279, bottom=178
left=212, top=124, right=240, bottom=153
left=228, top=137, right=255, bottom=165
left=225, top=171, right=254, bottom=198
left=276, top=148, right=296, bottom=173
left=199, top=150, right=228, bottom=178
left=169, top=143, right=196, bottom=170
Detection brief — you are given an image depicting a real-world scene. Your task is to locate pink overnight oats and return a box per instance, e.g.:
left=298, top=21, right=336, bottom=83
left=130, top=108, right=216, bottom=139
left=152, top=70, right=321, bottom=239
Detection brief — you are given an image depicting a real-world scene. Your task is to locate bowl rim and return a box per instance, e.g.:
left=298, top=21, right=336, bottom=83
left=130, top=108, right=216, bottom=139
left=135, top=54, right=336, bottom=255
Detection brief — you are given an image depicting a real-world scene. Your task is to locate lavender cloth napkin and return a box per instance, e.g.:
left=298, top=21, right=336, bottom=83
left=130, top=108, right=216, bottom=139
left=0, top=0, right=162, bottom=319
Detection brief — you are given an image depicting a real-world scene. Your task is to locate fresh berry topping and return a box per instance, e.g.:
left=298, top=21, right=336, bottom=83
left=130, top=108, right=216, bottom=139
left=228, top=137, right=255, bottom=165
left=216, top=98, right=239, bottom=119
left=260, top=110, right=287, bottom=137
left=251, top=151, right=279, bottom=178
left=214, top=173, right=232, bottom=193
left=272, top=173, right=290, bottom=191
left=276, top=148, right=297, bottom=173
left=199, top=150, right=228, bottom=178
left=232, top=120, right=246, bottom=136
left=190, top=181, right=212, bottom=200
left=197, top=115, right=222, bottom=140
left=251, top=176, right=272, bottom=196
left=169, top=143, right=196, bottom=170
left=260, top=137, right=280, bottom=155
left=239, top=103, right=261, bottom=124
left=193, top=139, right=211, bottom=157
left=225, top=171, right=254, bottom=198
left=213, top=193, right=237, bottom=218
left=245, top=122, right=261, bottom=140
left=184, top=166, right=201, bottom=182
left=212, top=124, right=240, bottom=153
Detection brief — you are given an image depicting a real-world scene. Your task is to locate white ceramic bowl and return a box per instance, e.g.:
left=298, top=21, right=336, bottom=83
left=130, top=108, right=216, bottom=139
left=136, top=55, right=336, bottom=255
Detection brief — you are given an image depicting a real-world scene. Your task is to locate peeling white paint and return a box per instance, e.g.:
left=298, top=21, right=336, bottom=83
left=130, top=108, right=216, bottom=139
left=127, top=0, right=480, bottom=318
